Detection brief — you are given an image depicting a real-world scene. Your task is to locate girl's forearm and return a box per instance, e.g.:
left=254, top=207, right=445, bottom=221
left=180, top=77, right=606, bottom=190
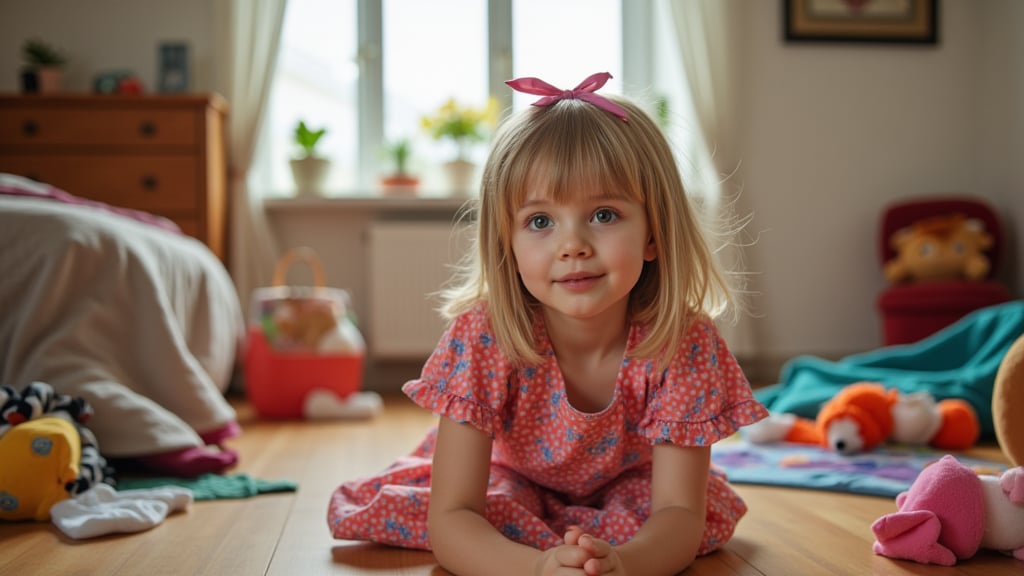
left=615, top=506, right=704, bottom=575
left=429, top=508, right=543, bottom=576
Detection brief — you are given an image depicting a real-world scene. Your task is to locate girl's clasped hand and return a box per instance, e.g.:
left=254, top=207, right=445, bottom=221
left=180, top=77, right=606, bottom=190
left=534, top=525, right=624, bottom=576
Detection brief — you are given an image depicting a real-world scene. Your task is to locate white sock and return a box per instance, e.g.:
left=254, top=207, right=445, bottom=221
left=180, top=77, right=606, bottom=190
left=303, top=390, right=383, bottom=420
left=50, top=483, right=193, bottom=539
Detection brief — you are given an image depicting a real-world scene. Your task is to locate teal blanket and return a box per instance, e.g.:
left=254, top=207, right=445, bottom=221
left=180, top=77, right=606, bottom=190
left=755, top=300, right=1024, bottom=438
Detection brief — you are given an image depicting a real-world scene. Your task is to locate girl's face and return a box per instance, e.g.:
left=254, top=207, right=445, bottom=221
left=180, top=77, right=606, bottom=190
left=510, top=187, right=656, bottom=323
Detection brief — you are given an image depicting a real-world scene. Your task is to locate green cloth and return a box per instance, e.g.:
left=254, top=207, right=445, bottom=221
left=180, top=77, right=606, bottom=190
left=755, top=300, right=1024, bottom=439
left=117, top=473, right=297, bottom=500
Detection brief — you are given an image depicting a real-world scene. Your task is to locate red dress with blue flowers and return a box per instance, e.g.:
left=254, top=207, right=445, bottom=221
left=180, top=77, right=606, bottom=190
left=328, top=304, right=768, bottom=554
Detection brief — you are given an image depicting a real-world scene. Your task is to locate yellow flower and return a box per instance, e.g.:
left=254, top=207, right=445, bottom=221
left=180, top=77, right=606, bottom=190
left=421, top=97, right=499, bottom=160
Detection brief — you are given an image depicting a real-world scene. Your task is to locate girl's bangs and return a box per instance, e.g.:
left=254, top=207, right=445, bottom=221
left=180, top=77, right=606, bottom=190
left=508, top=117, right=643, bottom=211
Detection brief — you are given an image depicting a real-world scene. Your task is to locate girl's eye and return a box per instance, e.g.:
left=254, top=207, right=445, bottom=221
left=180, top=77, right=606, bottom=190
left=592, top=208, right=618, bottom=224
left=527, top=214, right=552, bottom=230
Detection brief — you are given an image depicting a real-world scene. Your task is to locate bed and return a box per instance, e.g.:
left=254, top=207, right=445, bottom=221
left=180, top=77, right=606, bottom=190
left=0, top=172, right=243, bottom=463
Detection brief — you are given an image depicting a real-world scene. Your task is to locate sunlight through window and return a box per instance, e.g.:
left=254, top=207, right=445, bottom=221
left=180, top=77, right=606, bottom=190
left=511, top=0, right=621, bottom=110
left=256, top=0, right=631, bottom=197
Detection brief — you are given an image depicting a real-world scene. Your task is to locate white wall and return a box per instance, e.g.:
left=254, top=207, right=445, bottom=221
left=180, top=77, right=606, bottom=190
left=976, top=0, right=1024, bottom=296
left=0, top=0, right=217, bottom=94
left=1, top=0, right=1021, bottom=373
left=735, top=0, right=1023, bottom=360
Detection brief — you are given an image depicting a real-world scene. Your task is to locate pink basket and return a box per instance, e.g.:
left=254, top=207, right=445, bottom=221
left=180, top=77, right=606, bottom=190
left=243, top=247, right=365, bottom=419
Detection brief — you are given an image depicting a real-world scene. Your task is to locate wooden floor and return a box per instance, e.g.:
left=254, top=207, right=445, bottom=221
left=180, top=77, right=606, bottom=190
left=2, top=395, right=1019, bottom=576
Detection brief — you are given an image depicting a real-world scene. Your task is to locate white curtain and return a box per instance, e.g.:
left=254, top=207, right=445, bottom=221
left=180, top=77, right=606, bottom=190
left=666, top=0, right=757, bottom=357
left=214, top=0, right=288, bottom=315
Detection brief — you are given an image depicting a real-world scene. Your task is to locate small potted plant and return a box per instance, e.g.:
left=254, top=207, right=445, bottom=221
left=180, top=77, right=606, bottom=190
left=290, top=120, right=330, bottom=197
left=421, top=97, right=498, bottom=195
left=379, top=138, right=419, bottom=196
left=21, top=38, right=68, bottom=94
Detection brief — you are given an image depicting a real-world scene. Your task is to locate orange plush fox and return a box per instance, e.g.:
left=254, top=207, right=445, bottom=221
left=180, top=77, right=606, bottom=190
left=745, top=382, right=980, bottom=455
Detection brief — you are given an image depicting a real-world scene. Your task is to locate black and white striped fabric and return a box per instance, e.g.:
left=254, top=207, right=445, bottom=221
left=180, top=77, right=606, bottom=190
left=0, top=381, right=115, bottom=494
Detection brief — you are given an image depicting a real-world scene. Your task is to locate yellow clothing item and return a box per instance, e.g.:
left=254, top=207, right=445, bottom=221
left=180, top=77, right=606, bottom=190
left=0, top=416, right=80, bottom=521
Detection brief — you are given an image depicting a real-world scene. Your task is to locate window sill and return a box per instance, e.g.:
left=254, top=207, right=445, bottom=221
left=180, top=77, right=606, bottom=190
left=263, top=194, right=471, bottom=213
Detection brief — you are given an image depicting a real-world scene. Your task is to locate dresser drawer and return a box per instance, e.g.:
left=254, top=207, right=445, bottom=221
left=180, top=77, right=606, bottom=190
left=0, top=107, right=198, bottom=148
left=173, top=218, right=199, bottom=238
left=0, top=93, right=228, bottom=262
left=0, top=155, right=199, bottom=213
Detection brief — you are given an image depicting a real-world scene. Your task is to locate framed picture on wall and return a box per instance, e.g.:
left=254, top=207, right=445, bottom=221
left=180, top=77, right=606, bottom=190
left=784, top=0, right=938, bottom=44
left=158, top=42, right=190, bottom=93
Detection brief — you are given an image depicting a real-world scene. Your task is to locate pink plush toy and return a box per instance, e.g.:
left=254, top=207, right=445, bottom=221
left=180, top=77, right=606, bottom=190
left=871, top=455, right=1024, bottom=565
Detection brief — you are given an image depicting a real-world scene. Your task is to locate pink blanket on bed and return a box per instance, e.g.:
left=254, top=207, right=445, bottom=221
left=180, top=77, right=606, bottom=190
left=0, top=176, right=182, bottom=235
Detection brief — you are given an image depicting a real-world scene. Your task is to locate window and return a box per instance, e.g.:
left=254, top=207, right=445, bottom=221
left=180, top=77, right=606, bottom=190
left=260, top=0, right=359, bottom=193
left=382, top=0, right=488, bottom=187
left=254, top=1, right=671, bottom=197
left=511, top=0, right=622, bottom=110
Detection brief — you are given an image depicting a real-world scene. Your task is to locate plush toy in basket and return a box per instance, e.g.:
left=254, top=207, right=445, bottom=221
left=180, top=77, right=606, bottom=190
left=244, top=247, right=380, bottom=420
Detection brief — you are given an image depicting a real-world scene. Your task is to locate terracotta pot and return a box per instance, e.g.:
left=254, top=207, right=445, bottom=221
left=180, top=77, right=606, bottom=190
left=379, top=174, right=420, bottom=197
left=35, top=67, right=64, bottom=94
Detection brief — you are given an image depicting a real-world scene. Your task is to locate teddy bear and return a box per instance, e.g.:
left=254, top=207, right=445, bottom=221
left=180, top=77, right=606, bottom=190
left=884, top=213, right=993, bottom=284
left=743, top=382, right=980, bottom=455
left=263, top=295, right=365, bottom=354
left=872, top=454, right=1024, bottom=565
left=272, top=297, right=341, bottom=351
left=994, top=331, right=1024, bottom=467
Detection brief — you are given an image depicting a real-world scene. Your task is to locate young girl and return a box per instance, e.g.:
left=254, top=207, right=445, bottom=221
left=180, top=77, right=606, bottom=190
left=328, top=72, right=768, bottom=576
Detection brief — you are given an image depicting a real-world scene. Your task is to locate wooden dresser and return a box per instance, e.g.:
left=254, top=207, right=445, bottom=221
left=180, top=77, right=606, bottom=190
left=0, top=94, right=229, bottom=261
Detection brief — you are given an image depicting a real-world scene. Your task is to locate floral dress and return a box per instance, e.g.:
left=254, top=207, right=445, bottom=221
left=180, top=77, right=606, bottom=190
left=328, top=304, right=768, bottom=555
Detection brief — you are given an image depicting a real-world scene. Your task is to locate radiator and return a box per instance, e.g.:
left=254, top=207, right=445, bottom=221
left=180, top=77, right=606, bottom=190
left=368, top=221, right=471, bottom=358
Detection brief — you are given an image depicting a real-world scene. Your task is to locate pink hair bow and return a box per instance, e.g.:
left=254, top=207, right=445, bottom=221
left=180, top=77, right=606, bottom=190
left=505, top=72, right=628, bottom=121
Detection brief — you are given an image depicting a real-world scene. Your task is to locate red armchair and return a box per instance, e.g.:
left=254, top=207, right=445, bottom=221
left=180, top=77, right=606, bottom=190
left=876, top=196, right=1012, bottom=346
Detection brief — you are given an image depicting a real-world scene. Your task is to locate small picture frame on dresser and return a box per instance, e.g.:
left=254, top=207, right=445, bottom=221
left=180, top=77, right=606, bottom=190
left=158, top=42, right=189, bottom=93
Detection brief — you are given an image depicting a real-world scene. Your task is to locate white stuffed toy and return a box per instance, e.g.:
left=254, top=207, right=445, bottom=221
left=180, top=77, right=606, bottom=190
left=744, top=382, right=979, bottom=454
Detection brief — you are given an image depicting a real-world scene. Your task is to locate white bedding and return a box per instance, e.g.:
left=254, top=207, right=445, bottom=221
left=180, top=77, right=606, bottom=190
left=0, top=181, right=243, bottom=457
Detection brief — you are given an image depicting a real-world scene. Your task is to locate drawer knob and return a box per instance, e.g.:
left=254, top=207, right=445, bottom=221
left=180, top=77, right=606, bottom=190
left=21, top=120, right=39, bottom=137
left=139, top=121, right=157, bottom=137
left=141, top=175, right=159, bottom=190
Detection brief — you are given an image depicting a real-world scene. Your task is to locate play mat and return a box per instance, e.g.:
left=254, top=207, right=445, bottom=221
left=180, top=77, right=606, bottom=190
left=711, top=440, right=1007, bottom=498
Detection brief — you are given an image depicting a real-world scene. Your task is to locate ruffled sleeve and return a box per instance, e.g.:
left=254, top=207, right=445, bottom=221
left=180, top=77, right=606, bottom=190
left=401, top=304, right=513, bottom=438
left=637, top=318, right=768, bottom=446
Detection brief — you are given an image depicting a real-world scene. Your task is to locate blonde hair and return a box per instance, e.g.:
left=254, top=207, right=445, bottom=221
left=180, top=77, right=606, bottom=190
left=441, top=95, right=732, bottom=369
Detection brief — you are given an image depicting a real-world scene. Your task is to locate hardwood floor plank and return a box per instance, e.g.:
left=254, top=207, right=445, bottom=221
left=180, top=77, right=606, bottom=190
left=252, top=396, right=441, bottom=575
left=2, top=395, right=1021, bottom=575
left=727, top=477, right=1022, bottom=576
left=688, top=548, right=763, bottom=575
